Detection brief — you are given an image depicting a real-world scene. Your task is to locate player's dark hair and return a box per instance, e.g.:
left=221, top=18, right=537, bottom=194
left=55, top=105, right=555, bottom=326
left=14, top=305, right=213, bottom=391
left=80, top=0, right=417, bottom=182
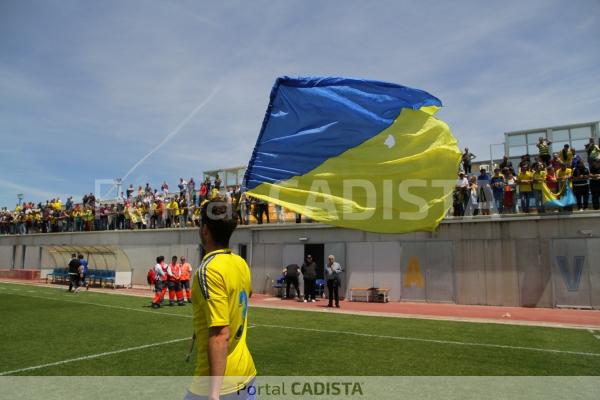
left=156, top=255, right=164, bottom=263
left=200, top=196, right=236, bottom=247
left=78, top=254, right=83, bottom=259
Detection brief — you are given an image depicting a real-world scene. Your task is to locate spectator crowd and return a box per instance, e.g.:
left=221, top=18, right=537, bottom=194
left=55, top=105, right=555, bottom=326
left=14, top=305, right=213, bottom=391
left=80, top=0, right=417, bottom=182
left=2, top=137, right=599, bottom=235
left=454, top=137, right=600, bottom=216
left=0, top=174, right=290, bottom=235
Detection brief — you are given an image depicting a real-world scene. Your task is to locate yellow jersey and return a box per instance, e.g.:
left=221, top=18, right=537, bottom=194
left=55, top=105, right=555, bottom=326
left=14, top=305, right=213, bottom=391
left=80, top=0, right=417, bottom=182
left=190, top=249, right=256, bottom=396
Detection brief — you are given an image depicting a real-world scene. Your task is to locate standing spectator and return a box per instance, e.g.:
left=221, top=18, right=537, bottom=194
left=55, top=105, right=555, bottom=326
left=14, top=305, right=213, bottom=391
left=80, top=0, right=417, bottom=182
left=550, top=153, right=562, bottom=170
left=161, top=181, right=169, bottom=196
left=203, top=176, right=212, bottom=194
left=126, top=184, right=134, bottom=199
left=572, top=160, right=590, bottom=211
left=490, top=168, right=505, bottom=214
left=325, top=255, right=343, bottom=308
left=477, top=168, right=491, bottom=215
left=214, top=174, right=222, bottom=190
left=589, top=159, right=600, bottom=210
left=461, top=148, right=476, bottom=174
left=499, top=156, right=515, bottom=176
left=188, top=178, right=196, bottom=205
left=301, top=255, right=317, bottom=303
left=178, top=178, right=187, bottom=198
left=465, top=176, right=479, bottom=216
left=556, top=163, right=573, bottom=212
left=282, top=263, right=301, bottom=300
left=241, top=193, right=250, bottom=225
left=275, top=204, right=285, bottom=223
left=545, top=166, right=558, bottom=193
left=570, top=147, right=582, bottom=169
left=517, top=166, right=533, bottom=213
left=559, top=144, right=574, bottom=166
left=536, top=137, right=552, bottom=166
left=519, top=154, right=531, bottom=170
left=532, top=164, right=547, bottom=213
left=199, top=181, right=208, bottom=203
left=454, top=172, right=468, bottom=216
left=585, top=138, right=600, bottom=163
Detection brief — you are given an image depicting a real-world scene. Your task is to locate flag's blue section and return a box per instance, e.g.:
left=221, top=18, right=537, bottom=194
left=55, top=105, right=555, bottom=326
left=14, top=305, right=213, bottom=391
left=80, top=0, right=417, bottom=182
left=243, top=76, right=442, bottom=190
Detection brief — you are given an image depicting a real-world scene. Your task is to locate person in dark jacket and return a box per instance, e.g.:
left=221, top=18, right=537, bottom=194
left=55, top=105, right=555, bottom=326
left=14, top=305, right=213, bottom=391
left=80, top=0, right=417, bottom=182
left=67, top=254, right=80, bottom=293
left=301, top=255, right=317, bottom=303
left=282, top=263, right=301, bottom=300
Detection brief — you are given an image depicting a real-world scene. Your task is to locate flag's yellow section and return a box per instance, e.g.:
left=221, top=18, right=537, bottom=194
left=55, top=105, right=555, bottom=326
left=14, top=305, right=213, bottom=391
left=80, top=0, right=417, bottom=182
left=247, top=107, right=461, bottom=233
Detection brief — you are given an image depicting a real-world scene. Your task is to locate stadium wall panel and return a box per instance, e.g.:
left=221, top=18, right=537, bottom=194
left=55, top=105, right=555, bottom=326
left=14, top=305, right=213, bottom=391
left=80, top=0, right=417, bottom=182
left=1, top=213, right=599, bottom=308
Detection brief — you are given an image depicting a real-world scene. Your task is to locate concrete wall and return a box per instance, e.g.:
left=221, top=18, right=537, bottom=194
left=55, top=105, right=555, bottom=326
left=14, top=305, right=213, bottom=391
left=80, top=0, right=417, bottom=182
left=1, top=213, right=599, bottom=308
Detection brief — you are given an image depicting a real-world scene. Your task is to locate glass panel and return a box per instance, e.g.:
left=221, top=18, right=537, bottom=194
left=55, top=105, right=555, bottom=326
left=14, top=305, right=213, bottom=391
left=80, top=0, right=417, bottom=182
left=552, top=141, right=569, bottom=153
left=509, top=145, right=527, bottom=157
left=552, top=129, right=569, bottom=141
left=571, top=126, right=592, bottom=140
left=571, top=139, right=588, bottom=152
left=528, top=145, right=538, bottom=155
left=527, top=132, right=544, bottom=144
left=507, top=134, right=526, bottom=146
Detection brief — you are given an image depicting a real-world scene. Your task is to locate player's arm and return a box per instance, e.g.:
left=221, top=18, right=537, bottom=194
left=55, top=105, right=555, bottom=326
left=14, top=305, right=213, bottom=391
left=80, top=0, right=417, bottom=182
left=208, top=325, right=230, bottom=400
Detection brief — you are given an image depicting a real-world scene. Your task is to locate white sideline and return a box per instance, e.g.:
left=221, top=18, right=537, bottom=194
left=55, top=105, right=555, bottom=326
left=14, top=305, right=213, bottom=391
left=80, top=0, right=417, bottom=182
left=0, top=337, right=189, bottom=376
left=255, top=324, right=600, bottom=358
left=2, top=286, right=600, bottom=360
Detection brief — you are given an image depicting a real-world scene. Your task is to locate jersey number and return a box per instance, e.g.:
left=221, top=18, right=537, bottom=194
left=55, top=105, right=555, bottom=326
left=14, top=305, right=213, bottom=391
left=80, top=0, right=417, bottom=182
left=235, top=290, right=248, bottom=339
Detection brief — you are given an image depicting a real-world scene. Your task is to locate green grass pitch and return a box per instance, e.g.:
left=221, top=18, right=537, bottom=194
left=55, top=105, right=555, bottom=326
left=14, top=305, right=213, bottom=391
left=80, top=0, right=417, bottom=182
left=1, top=282, right=599, bottom=376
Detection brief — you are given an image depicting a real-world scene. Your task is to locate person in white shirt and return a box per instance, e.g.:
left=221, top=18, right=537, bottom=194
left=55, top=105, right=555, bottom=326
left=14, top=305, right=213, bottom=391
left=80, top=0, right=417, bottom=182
left=325, top=255, right=343, bottom=308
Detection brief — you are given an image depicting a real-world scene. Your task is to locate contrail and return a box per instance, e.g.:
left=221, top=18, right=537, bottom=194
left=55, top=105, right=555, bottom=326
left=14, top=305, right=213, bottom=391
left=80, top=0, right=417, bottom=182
left=104, top=85, right=221, bottom=198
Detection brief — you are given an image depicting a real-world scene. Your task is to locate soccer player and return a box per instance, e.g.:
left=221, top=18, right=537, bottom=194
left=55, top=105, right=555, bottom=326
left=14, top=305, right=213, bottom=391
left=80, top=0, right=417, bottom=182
left=151, top=256, right=167, bottom=308
left=186, top=197, right=256, bottom=400
left=180, top=256, right=192, bottom=303
left=77, top=254, right=89, bottom=290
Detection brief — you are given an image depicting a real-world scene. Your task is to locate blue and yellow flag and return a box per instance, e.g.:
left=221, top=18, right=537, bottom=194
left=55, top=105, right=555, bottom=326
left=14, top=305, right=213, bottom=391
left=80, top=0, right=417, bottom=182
left=542, top=181, right=576, bottom=207
left=243, top=76, right=461, bottom=233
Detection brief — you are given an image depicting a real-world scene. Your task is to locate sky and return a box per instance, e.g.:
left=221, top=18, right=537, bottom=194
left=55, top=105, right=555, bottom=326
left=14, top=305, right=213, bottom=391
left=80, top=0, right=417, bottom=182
left=1, top=0, right=599, bottom=207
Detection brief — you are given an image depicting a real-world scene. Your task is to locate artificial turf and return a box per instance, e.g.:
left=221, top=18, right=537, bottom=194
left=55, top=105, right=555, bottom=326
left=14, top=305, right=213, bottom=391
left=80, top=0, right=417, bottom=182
left=1, top=282, right=599, bottom=377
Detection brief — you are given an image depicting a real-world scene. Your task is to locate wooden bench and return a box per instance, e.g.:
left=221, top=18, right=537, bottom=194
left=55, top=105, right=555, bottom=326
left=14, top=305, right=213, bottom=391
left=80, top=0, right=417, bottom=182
left=349, top=287, right=389, bottom=303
